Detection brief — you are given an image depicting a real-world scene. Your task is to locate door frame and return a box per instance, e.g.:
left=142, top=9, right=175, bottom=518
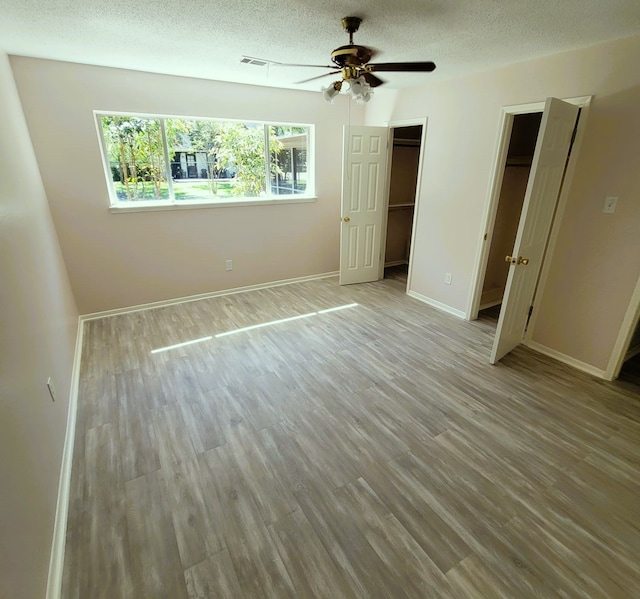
left=379, top=117, right=428, bottom=292
left=605, top=274, right=640, bottom=380
left=466, top=96, right=592, bottom=321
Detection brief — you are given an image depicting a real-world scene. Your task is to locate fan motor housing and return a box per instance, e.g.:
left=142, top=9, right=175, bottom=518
left=331, top=45, right=374, bottom=67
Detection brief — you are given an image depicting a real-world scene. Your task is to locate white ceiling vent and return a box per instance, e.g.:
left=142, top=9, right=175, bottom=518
left=241, top=56, right=269, bottom=67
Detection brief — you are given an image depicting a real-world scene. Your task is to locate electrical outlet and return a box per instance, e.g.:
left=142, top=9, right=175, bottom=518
left=603, top=196, right=618, bottom=214
left=47, top=377, right=56, bottom=402
left=225, top=260, right=233, bottom=271
left=445, top=273, right=452, bottom=285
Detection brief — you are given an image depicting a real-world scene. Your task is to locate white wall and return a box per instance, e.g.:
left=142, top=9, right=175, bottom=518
left=0, top=52, right=79, bottom=599
left=367, top=34, right=640, bottom=372
left=10, top=57, right=364, bottom=314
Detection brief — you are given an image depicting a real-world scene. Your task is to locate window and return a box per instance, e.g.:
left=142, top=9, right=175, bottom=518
left=97, top=113, right=314, bottom=209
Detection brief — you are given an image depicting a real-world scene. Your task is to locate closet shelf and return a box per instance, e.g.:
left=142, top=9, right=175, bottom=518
left=389, top=202, right=415, bottom=210
left=506, top=156, right=533, bottom=167
left=393, top=139, right=420, bottom=147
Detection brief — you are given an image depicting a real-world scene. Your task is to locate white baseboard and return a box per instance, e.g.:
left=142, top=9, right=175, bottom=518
left=407, top=290, right=466, bottom=319
left=46, top=317, right=84, bottom=599
left=525, top=340, right=609, bottom=380
left=82, top=271, right=339, bottom=321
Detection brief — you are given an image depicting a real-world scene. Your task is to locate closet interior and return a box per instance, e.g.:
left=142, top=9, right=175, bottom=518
left=625, top=320, right=640, bottom=361
left=384, top=125, right=422, bottom=269
left=480, top=112, right=542, bottom=309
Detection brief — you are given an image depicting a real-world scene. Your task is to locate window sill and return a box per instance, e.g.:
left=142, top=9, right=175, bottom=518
left=108, top=196, right=318, bottom=213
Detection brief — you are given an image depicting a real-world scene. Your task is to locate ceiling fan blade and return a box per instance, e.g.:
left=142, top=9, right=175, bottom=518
left=369, top=61, right=436, bottom=73
left=296, top=71, right=341, bottom=84
left=362, top=72, right=385, bottom=88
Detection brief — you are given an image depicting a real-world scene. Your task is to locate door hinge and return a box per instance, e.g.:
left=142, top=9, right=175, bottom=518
left=484, top=233, right=488, bottom=241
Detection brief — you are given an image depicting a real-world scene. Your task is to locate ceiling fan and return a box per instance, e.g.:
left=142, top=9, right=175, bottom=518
left=246, top=16, right=436, bottom=103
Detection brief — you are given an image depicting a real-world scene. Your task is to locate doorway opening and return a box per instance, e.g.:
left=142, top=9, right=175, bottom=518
left=607, top=274, right=640, bottom=380
left=478, top=112, right=543, bottom=316
left=619, top=319, right=640, bottom=383
left=339, top=121, right=425, bottom=288
left=469, top=98, right=591, bottom=345
left=382, top=124, right=423, bottom=284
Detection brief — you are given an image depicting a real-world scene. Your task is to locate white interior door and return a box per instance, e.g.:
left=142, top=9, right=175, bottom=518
left=340, top=126, right=388, bottom=285
left=491, top=97, right=579, bottom=363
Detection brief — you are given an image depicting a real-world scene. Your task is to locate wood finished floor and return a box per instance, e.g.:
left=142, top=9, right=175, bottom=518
left=63, top=270, right=640, bottom=598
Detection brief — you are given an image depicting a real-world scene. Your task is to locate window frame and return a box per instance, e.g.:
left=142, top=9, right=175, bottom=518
left=94, top=110, right=316, bottom=212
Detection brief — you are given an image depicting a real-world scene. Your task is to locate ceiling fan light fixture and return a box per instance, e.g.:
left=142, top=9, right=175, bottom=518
left=348, top=76, right=373, bottom=104
left=322, top=80, right=343, bottom=103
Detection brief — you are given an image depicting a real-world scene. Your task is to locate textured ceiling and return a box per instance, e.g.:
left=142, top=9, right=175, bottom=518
left=3, top=0, right=640, bottom=91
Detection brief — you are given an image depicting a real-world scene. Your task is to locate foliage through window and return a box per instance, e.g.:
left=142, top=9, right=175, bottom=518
left=98, top=114, right=312, bottom=206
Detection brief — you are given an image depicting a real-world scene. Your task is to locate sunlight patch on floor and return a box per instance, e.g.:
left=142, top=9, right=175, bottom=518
left=150, top=303, right=359, bottom=352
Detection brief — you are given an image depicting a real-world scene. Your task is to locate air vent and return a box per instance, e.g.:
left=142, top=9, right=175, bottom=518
left=241, top=56, right=268, bottom=67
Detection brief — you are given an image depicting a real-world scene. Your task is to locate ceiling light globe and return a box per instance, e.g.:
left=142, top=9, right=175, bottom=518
left=321, top=81, right=342, bottom=103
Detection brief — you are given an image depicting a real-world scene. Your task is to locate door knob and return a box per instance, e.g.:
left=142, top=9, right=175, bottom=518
left=343, top=216, right=350, bottom=223
left=505, top=255, right=529, bottom=265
